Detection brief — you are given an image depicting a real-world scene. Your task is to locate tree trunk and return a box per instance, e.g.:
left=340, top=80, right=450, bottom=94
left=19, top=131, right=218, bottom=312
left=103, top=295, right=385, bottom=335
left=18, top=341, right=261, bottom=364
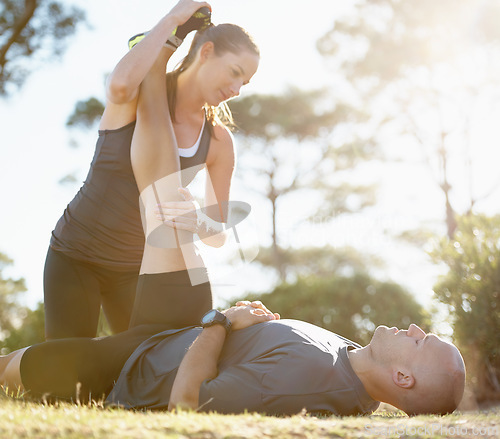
left=270, top=191, right=286, bottom=281
left=438, top=138, right=457, bottom=239
left=0, top=0, right=38, bottom=70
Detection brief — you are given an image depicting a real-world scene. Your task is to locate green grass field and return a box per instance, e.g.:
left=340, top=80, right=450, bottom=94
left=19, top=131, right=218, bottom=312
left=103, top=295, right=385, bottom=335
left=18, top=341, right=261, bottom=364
left=0, top=397, right=498, bottom=439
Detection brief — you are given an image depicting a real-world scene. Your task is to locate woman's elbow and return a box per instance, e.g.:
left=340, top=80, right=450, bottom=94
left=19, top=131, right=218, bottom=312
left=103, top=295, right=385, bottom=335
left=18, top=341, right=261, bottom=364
left=106, top=78, right=136, bottom=105
left=201, top=231, right=228, bottom=248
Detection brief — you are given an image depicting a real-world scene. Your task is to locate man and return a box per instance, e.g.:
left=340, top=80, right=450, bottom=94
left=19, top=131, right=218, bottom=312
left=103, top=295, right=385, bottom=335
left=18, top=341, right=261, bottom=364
left=109, top=301, right=465, bottom=416
left=0, top=301, right=465, bottom=416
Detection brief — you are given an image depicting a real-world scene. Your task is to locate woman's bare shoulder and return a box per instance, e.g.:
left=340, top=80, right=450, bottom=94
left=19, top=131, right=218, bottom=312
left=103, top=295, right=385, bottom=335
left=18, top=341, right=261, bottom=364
left=206, top=124, right=235, bottom=167
left=211, top=123, right=235, bottom=150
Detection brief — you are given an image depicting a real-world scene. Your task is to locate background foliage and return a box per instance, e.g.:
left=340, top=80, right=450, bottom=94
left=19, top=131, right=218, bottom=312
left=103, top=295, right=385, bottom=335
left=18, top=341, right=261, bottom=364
left=231, top=271, right=430, bottom=346
left=0, top=253, right=44, bottom=354
left=0, top=0, right=86, bottom=95
left=430, top=214, right=500, bottom=401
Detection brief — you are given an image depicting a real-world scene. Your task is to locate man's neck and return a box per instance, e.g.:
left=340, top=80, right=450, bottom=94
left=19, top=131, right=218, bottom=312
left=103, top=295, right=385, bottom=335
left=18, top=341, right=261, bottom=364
left=347, top=345, right=387, bottom=403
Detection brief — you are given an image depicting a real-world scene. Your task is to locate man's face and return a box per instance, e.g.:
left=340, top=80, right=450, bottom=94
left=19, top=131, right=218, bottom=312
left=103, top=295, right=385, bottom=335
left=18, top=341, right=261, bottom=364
left=369, top=324, right=456, bottom=372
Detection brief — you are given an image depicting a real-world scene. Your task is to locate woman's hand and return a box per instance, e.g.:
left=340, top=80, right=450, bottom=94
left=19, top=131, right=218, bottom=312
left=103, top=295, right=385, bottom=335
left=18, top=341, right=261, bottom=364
left=168, top=0, right=211, bottom=27
left=155, top=187, right=199, bottom=233
left=155, top=188, right=225, bottom=240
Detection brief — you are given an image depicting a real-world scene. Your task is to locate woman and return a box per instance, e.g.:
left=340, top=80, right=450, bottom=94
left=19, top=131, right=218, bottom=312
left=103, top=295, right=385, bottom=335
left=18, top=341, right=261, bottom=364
left=44, top=0, right=260, bottom=338
left=0, top=20, right=265, bottom=401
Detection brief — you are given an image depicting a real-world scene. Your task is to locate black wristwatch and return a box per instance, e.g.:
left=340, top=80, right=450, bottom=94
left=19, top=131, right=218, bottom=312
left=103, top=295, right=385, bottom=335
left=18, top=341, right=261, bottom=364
left=200, top=309, right=232, bottom=334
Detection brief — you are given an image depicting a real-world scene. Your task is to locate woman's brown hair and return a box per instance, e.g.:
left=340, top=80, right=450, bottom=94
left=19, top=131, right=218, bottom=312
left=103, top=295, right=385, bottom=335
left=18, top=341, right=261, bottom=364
left=166, top=23, right=259, bottom=135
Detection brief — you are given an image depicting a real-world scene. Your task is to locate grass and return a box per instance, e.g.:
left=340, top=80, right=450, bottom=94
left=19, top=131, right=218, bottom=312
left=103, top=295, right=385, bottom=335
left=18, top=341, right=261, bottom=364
left=0, top=395, right=499, bottom=439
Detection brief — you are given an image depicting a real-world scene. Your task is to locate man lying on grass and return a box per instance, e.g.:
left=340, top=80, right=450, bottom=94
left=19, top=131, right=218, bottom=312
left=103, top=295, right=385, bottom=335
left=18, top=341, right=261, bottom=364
left=0, top=301, right=465, bottom=416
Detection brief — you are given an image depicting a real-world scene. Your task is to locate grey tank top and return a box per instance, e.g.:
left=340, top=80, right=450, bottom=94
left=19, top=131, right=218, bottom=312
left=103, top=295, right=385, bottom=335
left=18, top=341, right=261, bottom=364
left=50, top=119, right=211, bottom=271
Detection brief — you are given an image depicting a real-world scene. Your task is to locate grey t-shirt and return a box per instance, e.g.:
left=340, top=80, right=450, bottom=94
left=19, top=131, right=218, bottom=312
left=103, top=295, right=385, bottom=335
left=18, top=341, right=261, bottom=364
left=106, top=319, right=379, bottom=416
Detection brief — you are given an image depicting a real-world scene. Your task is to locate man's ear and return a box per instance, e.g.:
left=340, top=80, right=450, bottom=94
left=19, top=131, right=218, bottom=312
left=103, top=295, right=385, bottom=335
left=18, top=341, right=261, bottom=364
left=392, top=369, right=415, bottom=389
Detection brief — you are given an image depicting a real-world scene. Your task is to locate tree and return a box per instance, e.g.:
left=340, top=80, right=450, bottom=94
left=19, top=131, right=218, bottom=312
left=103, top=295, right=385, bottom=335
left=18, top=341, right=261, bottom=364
left=66, top=97, right=105, bottom=129
left=230, top=87, right=378, bottom=281
left=0, top=252, right=42, bottom=354
left=0, top=252, right=26, bottom=340
left=317, top=1, right=500, bottom=402
left=230, top=271, right=430, bottom=346
left=429, top=214, right=500, bottom=402
left=1, top=302, right=44, bottom=351
left=317, top=0, right=500, bottom=239
left=0, top=0, right=86, bottom=96
left=0, top=250, right=110, bottom=352
left=254, top=245, right=384, bottom=281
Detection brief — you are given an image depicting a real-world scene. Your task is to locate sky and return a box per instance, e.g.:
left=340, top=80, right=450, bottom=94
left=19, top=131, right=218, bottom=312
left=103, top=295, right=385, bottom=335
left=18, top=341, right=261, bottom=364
left=1, top=0, right=499, bottom=321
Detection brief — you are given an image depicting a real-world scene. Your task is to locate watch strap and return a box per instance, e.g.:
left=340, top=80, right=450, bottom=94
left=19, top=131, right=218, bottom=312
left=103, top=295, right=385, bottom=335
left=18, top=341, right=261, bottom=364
left=201, top=309, right=232, bottom=334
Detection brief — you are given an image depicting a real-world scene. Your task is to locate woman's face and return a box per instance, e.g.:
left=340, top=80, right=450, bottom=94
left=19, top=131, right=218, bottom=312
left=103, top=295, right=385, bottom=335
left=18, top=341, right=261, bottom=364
left=198, top=45, right=260, bottom=106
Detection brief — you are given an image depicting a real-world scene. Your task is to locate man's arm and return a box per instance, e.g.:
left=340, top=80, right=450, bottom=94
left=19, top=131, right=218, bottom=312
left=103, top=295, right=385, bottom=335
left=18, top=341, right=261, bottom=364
left=168, top=302, right=279, bottom=411
left=168, top=324, right=225, bottom=410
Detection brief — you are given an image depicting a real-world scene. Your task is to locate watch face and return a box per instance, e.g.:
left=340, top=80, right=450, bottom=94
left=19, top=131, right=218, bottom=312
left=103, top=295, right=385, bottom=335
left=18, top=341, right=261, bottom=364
left=201, top=309, right=217, bottom=324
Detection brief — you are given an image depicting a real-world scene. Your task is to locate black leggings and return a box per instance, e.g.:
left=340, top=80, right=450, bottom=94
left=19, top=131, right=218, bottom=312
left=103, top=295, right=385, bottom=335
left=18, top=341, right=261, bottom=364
left=128, top=268, right=212, bottom=328
left=44, top=248, right=212, bottom=338
left=20, top=324, right=165, bottom=403
left=44, top=248, right=138, bottom=339
left=23, top=270, right=212, bottom=402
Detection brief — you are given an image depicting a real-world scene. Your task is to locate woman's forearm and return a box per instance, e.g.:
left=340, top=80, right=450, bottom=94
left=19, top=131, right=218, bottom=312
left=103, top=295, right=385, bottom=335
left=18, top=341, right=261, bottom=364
left=198, top=214, right=228, bottom=247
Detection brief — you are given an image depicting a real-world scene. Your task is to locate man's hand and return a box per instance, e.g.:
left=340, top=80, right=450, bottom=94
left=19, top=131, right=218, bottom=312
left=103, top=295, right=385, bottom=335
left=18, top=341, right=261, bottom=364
left=224, top=301, right=280, bottom=331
